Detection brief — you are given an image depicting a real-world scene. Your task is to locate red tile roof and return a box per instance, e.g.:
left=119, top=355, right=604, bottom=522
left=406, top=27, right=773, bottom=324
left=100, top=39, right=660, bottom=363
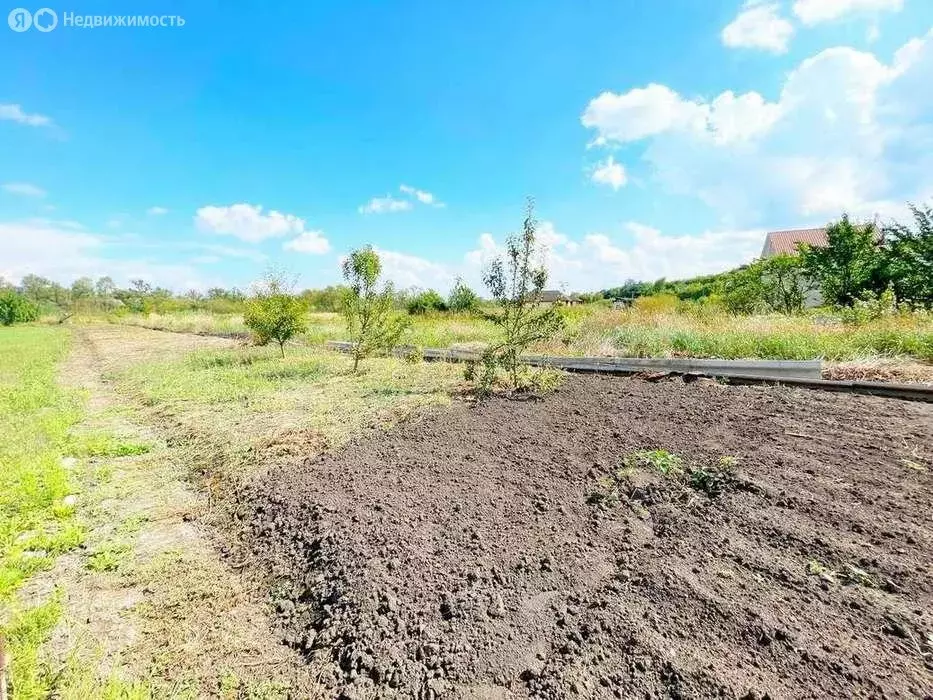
left=761, top=228, right=827, bottom=257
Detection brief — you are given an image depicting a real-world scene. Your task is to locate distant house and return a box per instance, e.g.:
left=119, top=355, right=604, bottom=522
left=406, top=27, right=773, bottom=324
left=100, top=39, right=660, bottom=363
left=761, top=228, right=827, bottom=258
left=538, top=290, right=583, bottom=306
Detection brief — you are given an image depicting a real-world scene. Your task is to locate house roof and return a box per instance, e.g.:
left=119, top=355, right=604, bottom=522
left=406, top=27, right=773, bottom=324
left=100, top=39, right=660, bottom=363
left=539, top=290, right=566, bottom=302
left=761, top=228, right=827, bottom=257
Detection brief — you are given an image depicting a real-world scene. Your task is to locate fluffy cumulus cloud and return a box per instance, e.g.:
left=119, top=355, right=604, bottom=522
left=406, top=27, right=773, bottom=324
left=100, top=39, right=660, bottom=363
left=792, top=0, right=903, bottom=25
left=722, top=1, right=795, bottom=53
left=582, top=84, right=780, bottom=147
left=0, top=103, right=53, bottom=127
left=282, top=230, right=331, bottom=255
left=591, top=156, right=627, bottom=190
left=2, top=182, right=47, bottom=197
left=195, top=203, right=318, bottom=244
left=581, top=28, right=933, bottom=227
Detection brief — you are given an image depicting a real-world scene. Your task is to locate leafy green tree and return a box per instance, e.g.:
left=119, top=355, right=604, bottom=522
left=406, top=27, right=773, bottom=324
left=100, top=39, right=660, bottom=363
left=447, top=278, right=480, bottom=312
left=885, top=203, right=933, bottom=307
left=481, top=200, right=564, bottom=388
left=406, top=289, right=447, bottom=314
left=95, top=276, right=116, bottom=298
left=342, top=246, right=409, bottom=371
left=243, top=272, right=309, bottom=357
left=799, top=215, right=885, bottom=306
left=759, top=254, right=812, bottom=314
left=720, top=265, right=764, bottom=314
left=0, top=290, right=39, bottom=326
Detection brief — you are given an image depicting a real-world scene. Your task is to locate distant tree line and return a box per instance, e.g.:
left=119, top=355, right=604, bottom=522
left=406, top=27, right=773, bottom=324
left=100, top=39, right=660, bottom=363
left=602, top=204, right=933, bottom=314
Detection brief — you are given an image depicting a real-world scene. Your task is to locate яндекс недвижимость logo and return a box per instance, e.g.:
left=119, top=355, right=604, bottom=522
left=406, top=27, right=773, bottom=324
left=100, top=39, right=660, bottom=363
left=7, top=9, right=184, bottom=30
left=8, top=7, right=58, bottom=31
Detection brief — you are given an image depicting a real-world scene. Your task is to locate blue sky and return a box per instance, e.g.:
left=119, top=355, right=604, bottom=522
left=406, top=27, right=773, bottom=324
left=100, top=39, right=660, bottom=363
left=2, top=0, right=932, bottom=293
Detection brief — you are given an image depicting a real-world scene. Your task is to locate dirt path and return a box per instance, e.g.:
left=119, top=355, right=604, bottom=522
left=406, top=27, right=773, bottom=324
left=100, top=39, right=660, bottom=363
left=28, top=326, right=322, bottom=696
left=234, top=374, right=933, bottom=699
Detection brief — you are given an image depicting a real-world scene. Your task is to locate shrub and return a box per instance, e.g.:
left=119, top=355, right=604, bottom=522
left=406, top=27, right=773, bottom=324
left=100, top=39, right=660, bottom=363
left=0, top=290, right=40, bottom=326
left=243, top=272, right=309, bottom=357
left=479, top=199, right=564, bottom=390
left=343, top=246, right=410, bottom=371
left=448, top=278, right=481, bottom=313
left=633, top=294, right=680, bottom=315
left=406, top=289, right=447, bottom=315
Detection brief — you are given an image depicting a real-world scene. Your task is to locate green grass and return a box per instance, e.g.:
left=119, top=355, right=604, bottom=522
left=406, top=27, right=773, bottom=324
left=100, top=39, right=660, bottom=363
left=66, top=432, right=152, bottom=458
left=3, top=594, right=63, bottom=698
left=116, top=343, right=463, bottom=462
left=0, top=326, right=91, bottom=698
left=85, top=542, right=133, bottom=573
left=112, top=304, right=933, bottom=364
left=0, top=327, right=84, bottom=600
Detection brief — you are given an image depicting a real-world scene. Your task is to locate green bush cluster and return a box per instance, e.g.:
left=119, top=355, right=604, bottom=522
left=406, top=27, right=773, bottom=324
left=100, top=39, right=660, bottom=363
left=0, top=289, right=40, bottom=326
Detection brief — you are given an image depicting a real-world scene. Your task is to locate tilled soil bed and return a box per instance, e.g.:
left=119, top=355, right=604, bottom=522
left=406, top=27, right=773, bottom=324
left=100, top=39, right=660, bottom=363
left=227, top=375, right=933, bottom=699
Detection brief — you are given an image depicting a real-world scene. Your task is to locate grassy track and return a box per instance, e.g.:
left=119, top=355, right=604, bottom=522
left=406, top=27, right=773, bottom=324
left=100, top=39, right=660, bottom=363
left=0, top=326, right=83, bottom=697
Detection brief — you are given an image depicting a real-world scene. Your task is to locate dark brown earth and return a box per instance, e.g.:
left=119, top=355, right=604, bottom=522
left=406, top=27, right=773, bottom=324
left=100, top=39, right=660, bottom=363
left=226, top=375, right=933, bottom=699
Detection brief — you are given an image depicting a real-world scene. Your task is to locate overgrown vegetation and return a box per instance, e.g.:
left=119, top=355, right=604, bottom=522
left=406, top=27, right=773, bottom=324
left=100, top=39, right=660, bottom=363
left=342, top=246, right=409, bottom=371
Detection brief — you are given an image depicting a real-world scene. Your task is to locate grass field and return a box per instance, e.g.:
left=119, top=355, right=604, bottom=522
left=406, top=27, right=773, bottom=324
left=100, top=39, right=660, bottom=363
left=111, top=303, right=933, bottom=364
left=0, top=327, right=84, bottom=697
left=116, top=340, right=464, bottom=466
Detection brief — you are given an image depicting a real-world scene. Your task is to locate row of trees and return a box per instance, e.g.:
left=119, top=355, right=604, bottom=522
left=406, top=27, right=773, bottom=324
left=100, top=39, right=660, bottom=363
left=0, top=272, right=486, bottom=323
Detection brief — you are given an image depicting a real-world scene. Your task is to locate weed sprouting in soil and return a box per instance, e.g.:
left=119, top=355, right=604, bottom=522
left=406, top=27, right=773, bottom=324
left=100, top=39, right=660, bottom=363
left=806, top=559, right=878, bottom=588
left=626, top=450, right=685, bottom=477
left=687, top=456, right=740, bottom=497
left=588, top=451, right=743, bottom=511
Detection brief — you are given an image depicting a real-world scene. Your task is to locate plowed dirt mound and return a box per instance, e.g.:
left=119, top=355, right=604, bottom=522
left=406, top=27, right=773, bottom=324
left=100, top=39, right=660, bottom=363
left=228, top=375, right=933, bottom=699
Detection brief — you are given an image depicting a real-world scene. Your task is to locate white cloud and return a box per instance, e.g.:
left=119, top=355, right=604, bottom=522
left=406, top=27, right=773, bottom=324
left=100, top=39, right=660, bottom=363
left=399, top=184, right=444, bottom=207
left=722, top=2, right=795, bottom=53
left=0, top=103, right=53, bottom=128
left=591, top=156, right=628, bottom=190
left=582, top=83, right=779, bottom=146
left=360, top=185, right=445, bottom=214
left=582, top=84, right=709, bottom=143
left=793, top=0, right=903, bottom=25
left=460, top=222, right=766, bottom=292
left=582, top=29, right=933, bottom=228
left=147, top=206, right=169, bottom=216
left=0, top=219, right=213, bottom=291
left=464, top=232, right=501, bottom=268
left=358, top=196, right=413, bottom=215
left=283, top=230, right=331, bottom=255
left=373, top=248, right=451, bottom=289
left=2, top=182, right=47, bottom=197
left=195, top=203, right=307, bottom=243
